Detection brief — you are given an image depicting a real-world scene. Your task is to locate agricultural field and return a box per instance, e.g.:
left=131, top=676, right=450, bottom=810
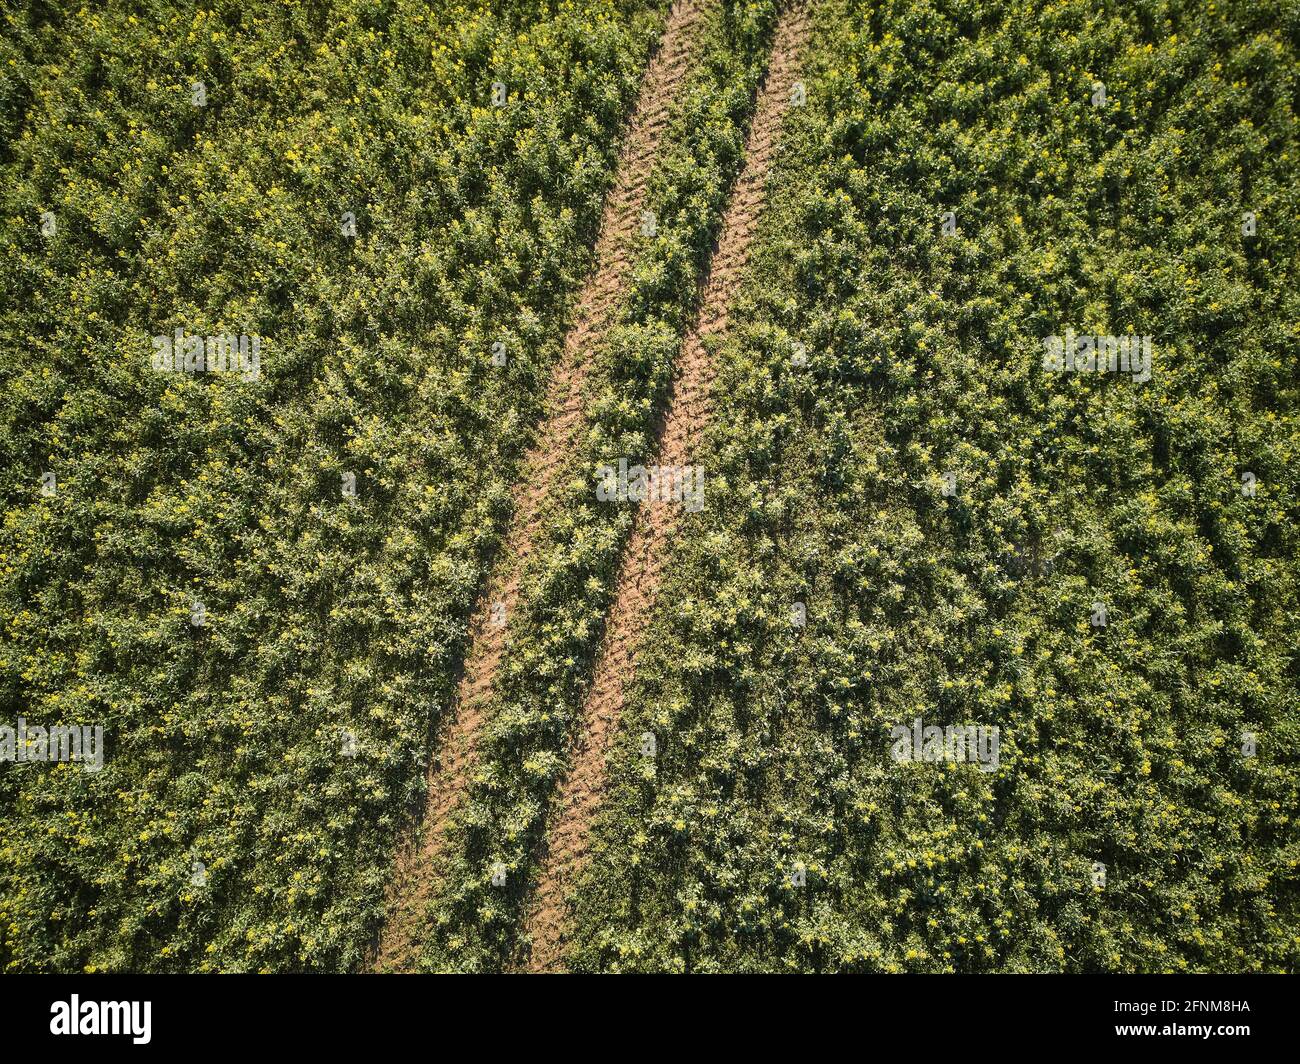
left=1, top=0, right=1297, bottom=982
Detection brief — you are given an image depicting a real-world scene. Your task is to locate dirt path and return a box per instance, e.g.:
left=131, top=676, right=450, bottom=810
left=520, top=0, right=813, bottom=974
left=370, top=0, right=710, bottom=973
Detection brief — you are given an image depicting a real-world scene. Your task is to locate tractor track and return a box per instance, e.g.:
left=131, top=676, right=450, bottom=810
left=520, top=0, right=813, bottom=974
left=369, top=0, right=710, bottom=973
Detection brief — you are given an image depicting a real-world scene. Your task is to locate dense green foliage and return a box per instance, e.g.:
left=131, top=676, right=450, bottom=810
left=4, top=0, right=1296, bottom=975
left=571, top=0, right=1300, bottom=971
left=0, top=0, right=662, bottom=972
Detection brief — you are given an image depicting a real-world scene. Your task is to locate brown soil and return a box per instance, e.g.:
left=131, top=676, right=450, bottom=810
left=368, top=0, right=710, bottom=974
left=519, top=0, right=813, bottom=974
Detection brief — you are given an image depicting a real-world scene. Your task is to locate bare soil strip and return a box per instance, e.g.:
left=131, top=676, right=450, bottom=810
left=370, top=0, right=710, bottom=973
left=520, top=1, right=813, bottom=973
